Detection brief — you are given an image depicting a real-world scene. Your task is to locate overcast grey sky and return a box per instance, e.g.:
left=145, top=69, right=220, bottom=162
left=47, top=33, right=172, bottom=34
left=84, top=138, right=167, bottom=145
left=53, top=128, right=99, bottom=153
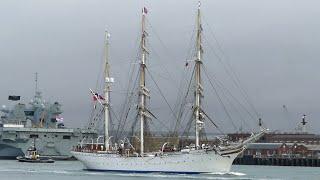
left=0, top=0, right=319, bottom=133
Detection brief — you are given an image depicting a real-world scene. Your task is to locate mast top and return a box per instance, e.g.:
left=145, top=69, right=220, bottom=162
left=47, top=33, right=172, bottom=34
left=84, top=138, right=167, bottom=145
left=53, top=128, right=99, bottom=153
left=105, top=31, right=110, bottom=41
left=198, top=1, right=201, bottom=9
left=104, top=30, right=113, bottom=82
left=301, top=114, right=307, bottom=125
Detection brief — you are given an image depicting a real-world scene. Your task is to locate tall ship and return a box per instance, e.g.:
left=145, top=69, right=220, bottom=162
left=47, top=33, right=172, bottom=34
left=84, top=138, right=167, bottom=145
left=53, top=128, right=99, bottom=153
left=72, top=3, right=267, bottom=174
left=0, top=77, right=97, bottom=159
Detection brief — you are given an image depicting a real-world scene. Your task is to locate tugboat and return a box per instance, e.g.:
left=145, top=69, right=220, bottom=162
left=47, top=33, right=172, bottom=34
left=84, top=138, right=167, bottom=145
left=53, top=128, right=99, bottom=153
left=16, top=138, right=54, bottom=163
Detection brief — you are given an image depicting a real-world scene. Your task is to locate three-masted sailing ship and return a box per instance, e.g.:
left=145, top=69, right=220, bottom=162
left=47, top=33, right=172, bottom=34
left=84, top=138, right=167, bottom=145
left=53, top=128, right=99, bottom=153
left=71, top=3, right=267, bottom=173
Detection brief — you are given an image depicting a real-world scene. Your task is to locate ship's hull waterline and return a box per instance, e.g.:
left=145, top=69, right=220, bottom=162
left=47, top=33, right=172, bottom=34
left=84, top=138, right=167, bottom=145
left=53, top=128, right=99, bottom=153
left=71, top=150, right=242, bottom=174
left=0, top=144, right=24, bottom=159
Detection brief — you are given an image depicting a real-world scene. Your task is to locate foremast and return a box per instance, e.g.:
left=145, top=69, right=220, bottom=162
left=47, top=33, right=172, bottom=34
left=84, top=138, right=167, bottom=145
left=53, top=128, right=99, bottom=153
left=194, top=2, right=204, bottom=149
left=139, top=7, right=149, bottom=156
left=104, top=31, right=113, bottom=150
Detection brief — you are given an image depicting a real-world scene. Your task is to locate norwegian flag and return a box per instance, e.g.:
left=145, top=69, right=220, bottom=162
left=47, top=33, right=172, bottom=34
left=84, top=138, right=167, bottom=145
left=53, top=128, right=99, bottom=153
left=92, top=92, right=105, bottom=101
left=89, top=89, right=105, bottom=109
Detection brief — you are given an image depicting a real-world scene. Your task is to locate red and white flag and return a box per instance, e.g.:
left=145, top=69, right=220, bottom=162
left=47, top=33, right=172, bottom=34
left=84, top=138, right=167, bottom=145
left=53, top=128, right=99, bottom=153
left=56, top=116, right=64, bottom=123
left=92, top=92, right=104, bottom=101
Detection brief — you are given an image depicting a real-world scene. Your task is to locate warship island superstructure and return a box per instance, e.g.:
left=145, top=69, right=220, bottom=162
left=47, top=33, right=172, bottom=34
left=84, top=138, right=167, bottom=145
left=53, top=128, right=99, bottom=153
left=0, top=79, right=97, bottom=159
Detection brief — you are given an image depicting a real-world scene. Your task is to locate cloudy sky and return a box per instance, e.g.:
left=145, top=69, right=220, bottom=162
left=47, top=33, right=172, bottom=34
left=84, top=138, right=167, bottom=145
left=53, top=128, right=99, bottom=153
left=0, top=0, right=319, bottom=133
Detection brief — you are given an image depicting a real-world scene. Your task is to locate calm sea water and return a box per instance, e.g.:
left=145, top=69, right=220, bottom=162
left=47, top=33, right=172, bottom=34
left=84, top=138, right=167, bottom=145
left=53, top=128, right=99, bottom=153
left=0, top=160, right=319, bottom=180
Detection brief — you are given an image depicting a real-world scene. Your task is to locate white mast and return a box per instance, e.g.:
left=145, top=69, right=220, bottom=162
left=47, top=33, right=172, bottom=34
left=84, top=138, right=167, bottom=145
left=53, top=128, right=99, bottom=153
left=104, top=31, right=113, bottom=150
left=195, top=1, right=204, bottom=149
left=139, top=7, right=149, bottom=156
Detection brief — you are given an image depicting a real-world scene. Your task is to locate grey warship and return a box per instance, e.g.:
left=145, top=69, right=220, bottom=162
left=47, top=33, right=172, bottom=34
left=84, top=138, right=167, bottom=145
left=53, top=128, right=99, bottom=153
left=0, top=89, right=97, bottom=159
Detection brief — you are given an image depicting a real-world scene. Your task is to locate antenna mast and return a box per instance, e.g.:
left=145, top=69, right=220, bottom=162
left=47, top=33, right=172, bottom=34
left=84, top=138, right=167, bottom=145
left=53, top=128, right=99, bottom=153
left=195, top=1, right=204, bottom=149
left=139, top=7, right=149, bottom=156
left=104, top=31, right=113, bottom=150
left=301, top=114, right=307, bottom=133
left=35, top=72, right=38, bottom=93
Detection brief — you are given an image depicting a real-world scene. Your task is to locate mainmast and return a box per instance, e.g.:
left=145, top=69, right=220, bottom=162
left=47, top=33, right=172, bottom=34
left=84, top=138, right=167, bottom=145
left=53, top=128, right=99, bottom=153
left=139, top=7, right=149, bottom=156
left=104, top=31, right=113, bottom=150
left=194, top=2, right=204, bottom=149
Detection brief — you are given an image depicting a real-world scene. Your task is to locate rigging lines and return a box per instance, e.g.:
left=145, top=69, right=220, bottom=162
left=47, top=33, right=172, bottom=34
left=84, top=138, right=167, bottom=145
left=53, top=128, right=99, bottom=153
left=202, top=15, right=260, bottom=119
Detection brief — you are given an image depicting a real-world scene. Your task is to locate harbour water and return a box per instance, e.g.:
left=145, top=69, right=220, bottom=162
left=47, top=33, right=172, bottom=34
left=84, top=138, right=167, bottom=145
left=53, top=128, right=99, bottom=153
left=0, top=160, right=319, bottom=180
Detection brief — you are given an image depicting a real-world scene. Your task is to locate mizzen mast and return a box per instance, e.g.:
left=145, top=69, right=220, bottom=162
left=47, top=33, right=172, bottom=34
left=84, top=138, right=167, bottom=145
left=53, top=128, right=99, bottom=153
left=139, top=7, right=149, bottom=156
left=194, top=1, right=204, bottom=149
left=104, top=31, right=113, bottom=150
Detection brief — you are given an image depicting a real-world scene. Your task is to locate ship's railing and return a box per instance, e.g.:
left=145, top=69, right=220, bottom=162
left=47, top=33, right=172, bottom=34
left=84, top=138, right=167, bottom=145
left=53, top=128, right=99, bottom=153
left=73, top=143, right=134, bottom=155
left=74, top=136, right=115, bottom=153
left=73, top=136, right=139, bottom=156
left=73, top=144, right=106, bottom=153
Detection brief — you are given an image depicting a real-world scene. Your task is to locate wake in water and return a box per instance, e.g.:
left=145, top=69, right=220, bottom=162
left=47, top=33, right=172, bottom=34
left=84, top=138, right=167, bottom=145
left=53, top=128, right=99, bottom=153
left=87, top=171, right=250, bottom=180
left=0, top=166, right=283, bottom=180
left=204, top=171, right=246, bottom=176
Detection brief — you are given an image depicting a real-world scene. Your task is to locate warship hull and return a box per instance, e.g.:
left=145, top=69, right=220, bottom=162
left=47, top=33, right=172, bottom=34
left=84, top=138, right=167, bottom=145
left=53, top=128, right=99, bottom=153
left=0, top=144, right=24, bottom=159
left=0, top=127, right=97, bottom=159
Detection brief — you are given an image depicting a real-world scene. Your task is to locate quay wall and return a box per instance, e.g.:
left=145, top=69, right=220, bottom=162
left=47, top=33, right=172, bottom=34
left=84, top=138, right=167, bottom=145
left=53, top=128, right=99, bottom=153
left=234, top=155, right=320, bottom=167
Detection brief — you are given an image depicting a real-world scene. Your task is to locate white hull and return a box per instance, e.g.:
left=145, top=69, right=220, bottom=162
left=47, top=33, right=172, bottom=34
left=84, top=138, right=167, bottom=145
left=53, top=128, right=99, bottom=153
left=71, top=149, right=242, bottom=174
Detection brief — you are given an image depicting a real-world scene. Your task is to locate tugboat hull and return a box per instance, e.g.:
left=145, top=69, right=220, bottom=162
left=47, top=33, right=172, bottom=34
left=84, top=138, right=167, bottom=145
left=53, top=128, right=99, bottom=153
left=16, top=156, right=54, bottom=163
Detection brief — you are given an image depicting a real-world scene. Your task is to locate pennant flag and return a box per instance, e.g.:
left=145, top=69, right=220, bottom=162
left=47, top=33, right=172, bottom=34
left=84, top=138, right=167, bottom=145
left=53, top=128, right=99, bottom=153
left=143, top=7, right=148, bottom=14
left=302, top=114, right=306, bottom=120
left=8, top=95, right=20, bottom=101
